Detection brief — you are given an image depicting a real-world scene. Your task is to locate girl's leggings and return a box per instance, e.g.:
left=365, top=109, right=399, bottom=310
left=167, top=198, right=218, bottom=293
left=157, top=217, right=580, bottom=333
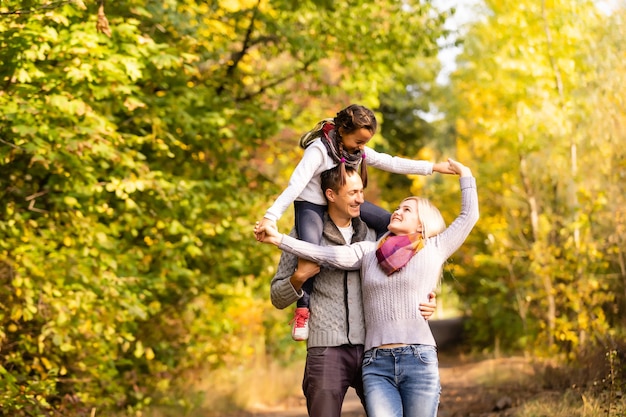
left=294, top=200, right=391, bottom=309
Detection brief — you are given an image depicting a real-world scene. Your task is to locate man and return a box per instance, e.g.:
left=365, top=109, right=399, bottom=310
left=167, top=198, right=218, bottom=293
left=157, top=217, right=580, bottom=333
left=269, top=165, right=436, bottom=417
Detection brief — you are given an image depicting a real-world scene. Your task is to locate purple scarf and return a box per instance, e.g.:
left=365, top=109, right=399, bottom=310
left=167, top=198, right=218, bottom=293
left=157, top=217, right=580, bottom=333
left=375, top=233, right=424, bottom=276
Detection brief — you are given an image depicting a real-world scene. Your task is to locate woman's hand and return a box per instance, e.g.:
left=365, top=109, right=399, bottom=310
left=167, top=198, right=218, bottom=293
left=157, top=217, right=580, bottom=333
left=254, top=220, right=283, bottom=246
left=447, top=158, right=472, bottom=178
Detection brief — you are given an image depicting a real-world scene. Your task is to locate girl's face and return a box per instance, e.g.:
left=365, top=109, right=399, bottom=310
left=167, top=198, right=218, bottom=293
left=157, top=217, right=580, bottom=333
left=339, top=128, right=373, bottom=153
left=388, top=199, right=422, bottom=236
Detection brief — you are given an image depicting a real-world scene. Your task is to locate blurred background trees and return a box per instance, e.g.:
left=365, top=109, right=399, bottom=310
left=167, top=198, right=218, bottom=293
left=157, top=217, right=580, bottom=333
left=0, top=0, right=624, bottom=415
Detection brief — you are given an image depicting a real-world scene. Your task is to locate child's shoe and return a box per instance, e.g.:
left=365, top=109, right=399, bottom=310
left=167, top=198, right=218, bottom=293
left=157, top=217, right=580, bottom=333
left=290, top=307, right=310, bottom=341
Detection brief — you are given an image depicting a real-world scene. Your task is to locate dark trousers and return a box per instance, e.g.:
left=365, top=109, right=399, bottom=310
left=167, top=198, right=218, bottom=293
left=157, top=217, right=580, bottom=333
left=303, top=345, right=366, bottom=417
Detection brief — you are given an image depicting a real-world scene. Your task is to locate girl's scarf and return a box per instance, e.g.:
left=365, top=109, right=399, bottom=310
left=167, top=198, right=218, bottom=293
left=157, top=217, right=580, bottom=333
left=375, top=232, right=425, bottom=276
left=320, top=121, right=363, bottom=168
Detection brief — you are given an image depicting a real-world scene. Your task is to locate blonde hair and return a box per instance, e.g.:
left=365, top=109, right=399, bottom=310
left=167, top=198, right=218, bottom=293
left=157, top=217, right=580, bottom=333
left=401, top=196, right=446, bottom=238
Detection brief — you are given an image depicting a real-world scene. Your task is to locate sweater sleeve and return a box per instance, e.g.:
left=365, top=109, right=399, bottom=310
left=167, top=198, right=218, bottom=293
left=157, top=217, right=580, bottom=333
left=264, top=144, right=326, bottom=222
left=279, top=235, right=375, bottom=270
left=364, top=147, right=434, bottom=176
left=435, top=176, right=479, bottom=258
left=270, top=230, right=304, bottom=309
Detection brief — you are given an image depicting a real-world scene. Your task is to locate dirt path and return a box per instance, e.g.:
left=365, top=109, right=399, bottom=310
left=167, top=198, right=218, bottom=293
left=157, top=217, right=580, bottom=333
left=228, top=353, right=536, bottom=417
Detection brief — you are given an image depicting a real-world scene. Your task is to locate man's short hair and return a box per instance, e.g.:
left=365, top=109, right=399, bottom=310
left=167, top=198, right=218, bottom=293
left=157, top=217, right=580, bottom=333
left=321, top=165, right=358, bottom=195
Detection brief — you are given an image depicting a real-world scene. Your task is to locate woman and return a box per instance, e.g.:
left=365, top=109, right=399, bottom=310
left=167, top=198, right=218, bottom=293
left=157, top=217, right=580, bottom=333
left=255, top=158, right=479, bottom=417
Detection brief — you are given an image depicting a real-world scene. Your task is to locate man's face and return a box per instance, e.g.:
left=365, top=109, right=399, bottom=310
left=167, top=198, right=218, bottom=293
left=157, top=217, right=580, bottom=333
left=331, top=172, right=365, bottom=221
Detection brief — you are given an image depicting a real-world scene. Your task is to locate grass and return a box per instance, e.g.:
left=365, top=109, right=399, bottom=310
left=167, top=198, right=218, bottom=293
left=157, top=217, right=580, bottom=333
left=516, top=388, right=625, bottom=417
left=438, top=345, right=625, bottom=417
left=131, top=358, right=306, bottom=417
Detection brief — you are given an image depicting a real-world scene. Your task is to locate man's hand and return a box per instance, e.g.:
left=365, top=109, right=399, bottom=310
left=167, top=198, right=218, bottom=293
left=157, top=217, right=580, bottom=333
left=290, top=258, right=320, bottom=291
left=419, top=292, right=437, bottom=320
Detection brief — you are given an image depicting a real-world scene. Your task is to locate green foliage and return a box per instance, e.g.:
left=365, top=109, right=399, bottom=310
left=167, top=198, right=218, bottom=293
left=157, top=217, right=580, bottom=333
left=4, top=0, right=622, bottom=413
left=0, top=0, right=450, bottom=414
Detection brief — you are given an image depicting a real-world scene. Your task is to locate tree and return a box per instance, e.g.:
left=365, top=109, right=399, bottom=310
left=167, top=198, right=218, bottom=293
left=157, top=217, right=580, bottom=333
left=0, top=0, right=450, bottom=414
left=448, top=0, right=626, bottom=355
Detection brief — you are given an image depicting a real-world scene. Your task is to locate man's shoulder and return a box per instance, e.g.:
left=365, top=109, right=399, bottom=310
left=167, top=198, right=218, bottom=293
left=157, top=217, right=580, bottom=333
left=352, top=217, right=377, bottom=242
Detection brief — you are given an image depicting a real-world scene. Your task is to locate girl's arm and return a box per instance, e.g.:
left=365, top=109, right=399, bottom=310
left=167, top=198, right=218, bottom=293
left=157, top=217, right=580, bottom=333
left=255, top=144, right=326, bottom=241
left=364, top=146, right=433, bottom=175
left=364, top=147, right=454, bottom=175
left=263, top=144, right=326, bottom=222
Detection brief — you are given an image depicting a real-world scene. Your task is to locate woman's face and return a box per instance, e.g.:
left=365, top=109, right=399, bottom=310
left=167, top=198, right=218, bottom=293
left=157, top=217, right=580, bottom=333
left=388, top=199, right=422, bottom=235
left=339, top=128, right=373, bottom=153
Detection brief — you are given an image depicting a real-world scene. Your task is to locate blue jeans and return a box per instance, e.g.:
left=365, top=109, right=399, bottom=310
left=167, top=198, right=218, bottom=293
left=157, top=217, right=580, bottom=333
left=362, top=345, right=440, bottom=417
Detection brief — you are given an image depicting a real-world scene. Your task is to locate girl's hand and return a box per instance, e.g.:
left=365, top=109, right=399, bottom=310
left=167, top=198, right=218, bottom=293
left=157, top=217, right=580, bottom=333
left=254, top=220, right=282, bottom=246
left=254, top=218, right=275, bottom=242
left=432, top=161, right=456, bottom=175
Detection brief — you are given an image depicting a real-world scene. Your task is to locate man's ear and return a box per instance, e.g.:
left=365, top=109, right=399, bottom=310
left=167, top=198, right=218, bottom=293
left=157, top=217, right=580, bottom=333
left=325, top=188, right=335, bottom=203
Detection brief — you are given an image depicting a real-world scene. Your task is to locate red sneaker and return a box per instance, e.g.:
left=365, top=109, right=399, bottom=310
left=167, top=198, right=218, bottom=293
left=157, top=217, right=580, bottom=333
left=290, top=307, right=310, bottom=341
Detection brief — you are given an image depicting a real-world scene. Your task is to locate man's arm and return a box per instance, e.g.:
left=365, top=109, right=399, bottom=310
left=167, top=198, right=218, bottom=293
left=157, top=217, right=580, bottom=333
left=270, top=249, right=302, bottom=309
left=290, top=259, right=320, bottom=292
left=420, top=292, right=437, bottom=320
left=269, top=227, right=320, bottom=309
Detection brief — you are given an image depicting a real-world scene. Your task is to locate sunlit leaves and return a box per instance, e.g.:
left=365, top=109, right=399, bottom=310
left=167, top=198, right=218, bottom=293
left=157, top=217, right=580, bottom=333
left=449, top=0, right=626, bottom=353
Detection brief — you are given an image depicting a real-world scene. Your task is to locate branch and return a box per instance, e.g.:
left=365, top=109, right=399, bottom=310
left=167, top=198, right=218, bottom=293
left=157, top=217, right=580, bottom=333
left=0, top=137, right=24, bottom=150
left=0, top=1, right=71, bottom=15
left=26, top=190, right=49, bottom=213
left=235, top=59, right=314, bottom=102
left=216, top=0, right=262, bottom=96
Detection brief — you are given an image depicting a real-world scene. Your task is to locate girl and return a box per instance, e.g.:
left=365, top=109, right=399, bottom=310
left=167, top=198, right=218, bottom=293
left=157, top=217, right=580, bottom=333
left=255, top=104, right=452, bottom=341
left=255, top=158, right=479, bottom=417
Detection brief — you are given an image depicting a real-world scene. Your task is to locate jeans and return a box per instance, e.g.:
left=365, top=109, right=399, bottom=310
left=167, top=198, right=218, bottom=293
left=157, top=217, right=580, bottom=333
left=360, top=200, right=392, bottom=239
left=293, top=200, right=326, bottom=308
left=362, top=345, right=440, bottom=417
left=303, top=345, right=366, bottom=417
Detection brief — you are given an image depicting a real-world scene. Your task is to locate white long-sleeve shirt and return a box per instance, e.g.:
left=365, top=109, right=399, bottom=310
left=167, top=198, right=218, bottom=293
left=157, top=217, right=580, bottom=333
left=278, top=176, right=479, bottom=351
left=264, top=139, right=434, bottom=222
